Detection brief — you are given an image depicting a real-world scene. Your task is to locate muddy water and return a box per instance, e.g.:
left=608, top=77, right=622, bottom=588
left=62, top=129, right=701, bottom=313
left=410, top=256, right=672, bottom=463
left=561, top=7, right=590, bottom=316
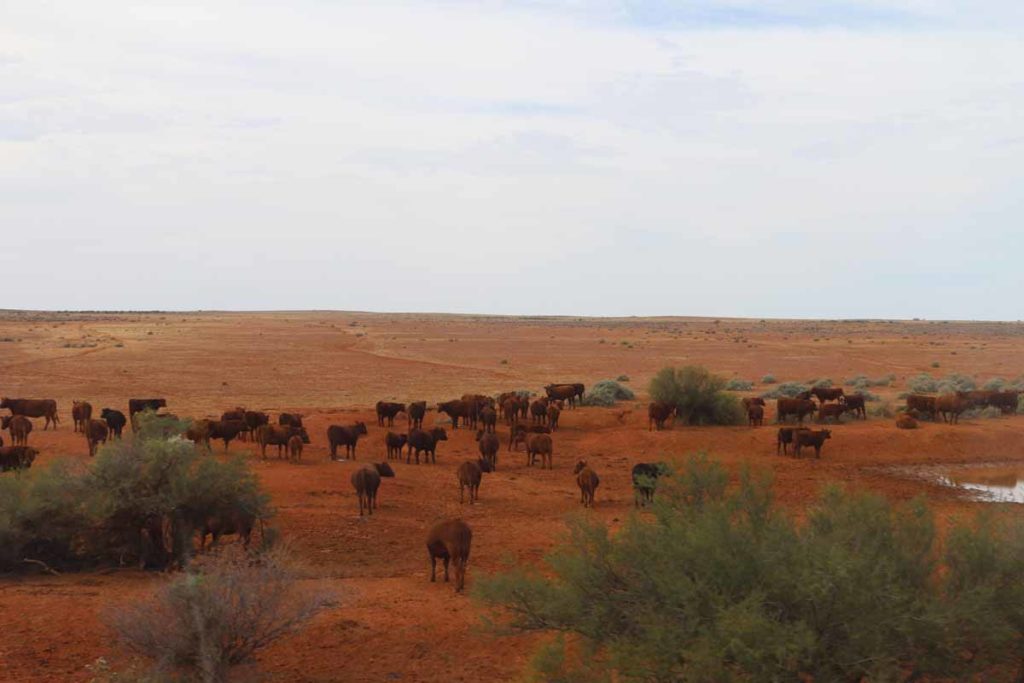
left=940, top=466, right=1024, bottom=503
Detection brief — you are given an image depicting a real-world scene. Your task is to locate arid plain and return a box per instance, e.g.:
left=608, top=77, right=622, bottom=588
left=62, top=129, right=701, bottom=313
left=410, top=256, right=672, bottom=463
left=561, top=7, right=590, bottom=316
left=1, top=311, right=1023, bottom=682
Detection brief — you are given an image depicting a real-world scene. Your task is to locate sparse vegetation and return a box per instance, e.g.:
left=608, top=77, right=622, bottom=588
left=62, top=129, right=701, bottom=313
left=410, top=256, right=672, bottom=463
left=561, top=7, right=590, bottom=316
left=725, top=379, right=754, bottom=391
left=649, top=366, right=744, bottom=425
left=581, top=380, right=635, bottom=407
left=761, top=374, right=777, bottom=384
left=477, top=454, right=1024, bottom=682
left=616, top=374, right=630, bottom=382
left=760, top=381, right=810, bottom=399
left=845, top=374, right=894, bottom=390
left=907, top=373, right=976, bottom=394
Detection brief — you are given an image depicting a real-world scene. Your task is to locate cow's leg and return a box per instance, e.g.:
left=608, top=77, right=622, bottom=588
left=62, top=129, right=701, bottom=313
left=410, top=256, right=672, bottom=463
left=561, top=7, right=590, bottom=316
left=430, top=555, right=437, bottom=582
left=443, top=556, right=450, bottom=582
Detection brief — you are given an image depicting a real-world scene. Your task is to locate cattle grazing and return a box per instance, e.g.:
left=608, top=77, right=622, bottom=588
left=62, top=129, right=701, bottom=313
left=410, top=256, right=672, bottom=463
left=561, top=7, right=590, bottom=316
left=776, top=427, right=810, bottom=456
left=478, top=406, right=497, bottom=434
left=456, top=459, right=492, bottom=504
left=128, top=398, right=166, bottom=429
left=500, top=397, right=521, bottom=425
left=376, top=401, right=406, bottom=427
left=97, top=408, right=126, bottom=439
left=518, top=396, right=530, bottom=420
left=385, top=431, right=408, bottom=460
left=777, top=398, right=817, bottom=423
left=426, top=519, right=473, bottom=592
left=256, top=424, right=310, bottom=459
left=896, top=415, right=918, bottom=430
left=632, top=462, right=669, bottom=507
left=243, top=410, right=269, bottom=440
left=530, top=398, right=549, bottom=424
left=327, top=422, right=369, bottom=460
left=199, top=509, right=257, bottom=551
left=437, top=400, right=474, bottom=429
left=842, top=394, right=867, bottom=420
left=0, top=446, right=38, bottom=472
left=936, top=393, right=969, bottom=425
left=546, top=404, right=561, bottom=431
left=905, top=394, right=937, bottom=421
left=648, top=402, right=676, bottom=431
left=3, top=415, right=33, bottom=446
left=208, top=419, right=248, bottom=452
left=351, top=463, right=395, bottom=516
left=741, top=397, right=766, bottom=411
left=817, top=403, right=846, bottom=424
left=279, top=413, right=305, bottom=429
left=72, top=401, right=93, bottom=433
left=408, top=401, right=427, bottom=429
left=793, top=429, right=831, bottom=458
left=287, top=434, right=304, bottom=463
left=1, top=398, right=59, bottom=430
left=475, top=430, right=500, bottom=470
left=544, top=384, right=578, bottom=408
left=407, top=427, right=448, bottom=464
left=526, top=433, right=553, bottom=469
left=509, top=423, right=551, bottom=451
left=747, top=404, right=765, bottom=427
left=811, top=387, right=845, bottom=404
left=574, top=460, right=599, bottom=508
left=84, top=419, right=109, bottom=457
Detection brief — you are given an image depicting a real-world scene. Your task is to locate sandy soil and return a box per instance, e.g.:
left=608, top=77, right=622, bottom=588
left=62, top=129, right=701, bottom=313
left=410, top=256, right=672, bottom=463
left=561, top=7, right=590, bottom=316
left=1, top=311, right=1023, bottom=681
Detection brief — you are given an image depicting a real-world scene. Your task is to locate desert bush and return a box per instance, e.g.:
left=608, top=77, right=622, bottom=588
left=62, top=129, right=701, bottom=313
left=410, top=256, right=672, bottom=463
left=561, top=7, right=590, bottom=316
left=107, top=548, right=330, bottom=683
left=960, top=407, right=1004, bottom=420
left=761, top=374, right=777, bottom=384
left=908, top=374, right=940, bottom=393
left=937, top=373, right=976, bottom=394
left=808, top=378, right=833, bottom=388
left=868, top=401, right=895, bottom=418
left=476, top=454, right=1024, bottom=682
left=983, top=378, right=1007, bottom=391
left=581, top=380, right=635, bottom=407
left=725, top=379, right=755, bottom=391
left=760, top=381, right=810, bottom=399
left=649, top=366, right=744, bottom=425
left=616, top=375, right=630, bottom=382
left=846, top=374, right=894, bottom=389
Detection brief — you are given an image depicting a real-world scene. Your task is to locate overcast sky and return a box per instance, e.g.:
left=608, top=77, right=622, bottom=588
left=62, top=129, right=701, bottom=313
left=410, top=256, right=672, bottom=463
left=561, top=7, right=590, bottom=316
left=2, top=2, right=1021, bottom=319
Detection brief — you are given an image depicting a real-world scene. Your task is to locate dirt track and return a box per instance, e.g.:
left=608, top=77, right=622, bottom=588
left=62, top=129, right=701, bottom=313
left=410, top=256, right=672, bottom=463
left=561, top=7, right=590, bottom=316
left=1, top=311, right=1024, bottom=681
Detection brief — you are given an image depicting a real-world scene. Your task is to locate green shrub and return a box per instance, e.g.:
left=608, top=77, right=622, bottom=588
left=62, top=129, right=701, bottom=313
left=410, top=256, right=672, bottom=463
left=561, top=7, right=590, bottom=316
left=476, top=454, right=1024, bottom=682
left=725, top=379, right=755, bottom=391
left=581, top=380, right=635, bottom=407
left=960, top=407, right=1004, bottom=420
left=868, top=401, right=895, bottom=418
left=908, top=374, right=940, bottom=393
left=649, top=366, right=744, bottom=425
left=808, top=378, right=833, bottom=388
left=983, top=378, right=1006, bottom=391
left=937, top=373, right=975, bottom=394
left=760, top=382, right=810, bottom=399
left=846, top=374, right=894, bottom=389
left=761, top=374, right=777, bottom=384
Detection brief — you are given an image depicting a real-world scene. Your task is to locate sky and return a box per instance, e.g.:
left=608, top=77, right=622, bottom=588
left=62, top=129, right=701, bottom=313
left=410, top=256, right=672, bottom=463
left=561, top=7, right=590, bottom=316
left=1, top=1, right=1022, bottom=319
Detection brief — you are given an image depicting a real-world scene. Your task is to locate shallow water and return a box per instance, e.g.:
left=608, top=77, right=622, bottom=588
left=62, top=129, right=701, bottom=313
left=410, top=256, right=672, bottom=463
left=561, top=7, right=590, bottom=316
left=939, top=466, right=1024, bottom=504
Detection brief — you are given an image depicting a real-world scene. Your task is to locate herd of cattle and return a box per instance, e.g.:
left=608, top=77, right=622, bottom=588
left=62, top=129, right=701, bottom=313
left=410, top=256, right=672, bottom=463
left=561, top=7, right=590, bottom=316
left=2, top=380, right=1020, bottom=589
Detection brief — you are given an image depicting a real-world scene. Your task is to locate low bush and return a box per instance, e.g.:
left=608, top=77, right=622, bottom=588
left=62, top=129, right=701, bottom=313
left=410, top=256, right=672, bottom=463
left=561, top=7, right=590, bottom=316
left=476, top=454, right=1024, bottom=682
left=616, top=374, right=630, bottom=382
left=868, top=401, right=895, bottom=418
left=983, top=378, right=1006, bottom=391
left=761, top=374, right=777, bottom=384
left=808, top=378, right=833, bottom=388
left=760, top=382, right=810, bottom=399
left=649, top=366, right=744, bottom=425
left=581, top=380, right=635, bottom=407
left=907, top=373, right=975, bottom=394
left=960, top=407, right=1005, bottom=420
left=107, top=548, right=330, bottom=682
left=725, top=379, right=755, bottom=391
left=846, top=374, right=894, bottom=389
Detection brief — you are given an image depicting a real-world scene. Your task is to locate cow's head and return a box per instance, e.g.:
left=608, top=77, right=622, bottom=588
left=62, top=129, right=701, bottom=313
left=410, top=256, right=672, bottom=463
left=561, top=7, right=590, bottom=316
left=573, top=459, right=588, bottom=474
left=374, top=462, right=396, bottom=477
left=354, top=421, right=368, bottom=435
left=431, top=427, right=448, bottom=441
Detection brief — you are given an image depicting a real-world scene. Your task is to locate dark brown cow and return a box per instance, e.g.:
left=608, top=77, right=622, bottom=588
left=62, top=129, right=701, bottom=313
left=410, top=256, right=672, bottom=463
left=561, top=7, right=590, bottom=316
left=437, top=400, right=474, bottom=429
left=544, top=384, right=578, bottom=409
left=648, top=402, right=675, bottom=431
left=457, top=459, right=490, bottom=504
left=992, top=391, right=1020, bottom=414
left=526, top=433, right=553, bottom=469
left=3, top=415, right=33, bottom=446
left=777, top=398, right=817, bottom=423
left=475, top=430, right=500, bottom=470
left=500, top=397, right=521, bottom=425
left=242, top=410, right=269, bottom=441
left=777, top=427, right=810, bottom=455
left=279, top=413, right=305, bottom=429
left=747, top=404, right=765, bottom=427
left=906, top=394, right=937, bottom=420
left=509, top=423, right=551, bottom=451
left=351, top=463, right=395, bottom=516
left=376, top=401, right=406, bottom=427
left=221, top=407, right=246, bottom=422
left=574, top=460, right=599, bottom=508
left=936, top=393, right=969, bottom=424
left=817, top=403, right=846, bottom=424
left=546, top=404, right=561, bottom=431
left=208, top=419, right=248, bottom=451
left=128, top=398, right=166, bottom=429
left=811, top=387, right=845, bottom=404
left=101, top=408, right=126, bottom=439
left=72, top=401, right=93, bottom=433
left=385, top=431, right=408, bottom=460
left=896, top=415, right=918, bottom=429
left=1, top=398, right=59, bottom=430
left=479, top=406, right=497, bottom=433
left=186, top=419, right=214, bottom=452
left=256, top=424, right=310, bottom=459
left=529, top=398, right=549, bottom=424
left=407, top=427, right=447, bottom=464
left=84, top=418, right=109, bottom=457
left=741, top=397, right=766, bottom=411
left=408, top=401, right=427, bottom=429
left=843, top=394, right=867, bottom=420
left=427, top=519, right=472, bottom=592
left=0, top=446, right=37, bottom=472
left=793, top=429, right=831, bottom=458
left=199, top=509, right=257, bottom=551
left=327, top=422, right=368, bottom=460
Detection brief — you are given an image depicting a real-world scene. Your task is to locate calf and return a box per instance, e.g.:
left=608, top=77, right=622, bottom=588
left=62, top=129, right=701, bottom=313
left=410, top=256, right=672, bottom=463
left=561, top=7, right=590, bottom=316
left=648, top=402, right=675, bottom=431
left=186, top=419, right=213, bottom=452
left=896, top=415, right=918, bottom=430
left=817, top=403, right=845, bottom=424
left=408, top=401, right=427, bottom=429
left=101, top=408, right=127, bottom=439
left=426, top=519, right=472, bottom=592
left=407, top=427, right=447, bottom=464
left=777, top=398, right=817, bottom=423
left=526, top=433, right=553, bottom=469
left=457, top=459, right=492, bottom=504
left=475, top=430, right=499, bottom=471
left=256, top=424, right=310, bottom=459
left=351, top=463, right=395, bottom=516
left=327, top=422, right=369, bottom=460
left=3, top=415, right=33, bottom=446
left=287, top=434, right=304, bottom=463
left=1, top=398, right=59, bottom=430
left=793, top=429, right=831, bottom=458
left=376, top=401, right=406, bottom=427
left=574, top=460, right=599, bottom=508
left=0, top=446, right=38, bottom=472
left=776, top=427, right=810, bottom=456
left=72, top=401, right=93, bottom=433
left=385, top=431, right=408, bottom=460
left=509, top=423, right=551, bottom=451
left=546, top=404, right=561, bottom=431
left=632, top=462, right=668, bottom=507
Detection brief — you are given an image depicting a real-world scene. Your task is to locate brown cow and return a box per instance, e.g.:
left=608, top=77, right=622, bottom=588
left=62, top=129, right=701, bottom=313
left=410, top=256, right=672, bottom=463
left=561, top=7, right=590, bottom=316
left=72, top=401, right=92, bottom=433
left=3, top=415, right=33, bottom=446
left=456, top=459, right=491, bottom=504
left=936, top=393, right=969, bottom=424
left=529, top=398, right=549, bottom=424
left=427, top=519, right=472, bottom=592
left=992, top=391, right=1020, bottom=414
left=476, top=429, right=500, bottom=470
left=811, top=387, right=845, bottom=404
left=509, top=423, right=551, bottom=451
left=500, top=397, right=521, bottom=425
left=777, top=427, right=810, bottom=455
left=479, top=406, right=497, bottom=433
left=648, top=402, right=675, bottom=431
left=385, top=431, right=408, bottom=460
left=437, top=400, right=474, bottom=429
left=256, top=424, right=310, bottom=459
left=817, top=403, right=846, bottom=424
left=741, top=397, right=766, bottom=411
left=101, top=408, right=127, bottom=439
left=408, top=401, right=427, bottom=429
left=128, top=398, right=166, bottom=429
left=351, top=463, right=395, bottom=516
left=376, top=401, right=406, bottom=427
left=544, top=384, right=578, bottom=408
left=243, top=410, right=269, bottom=441
left=777, top=398, right=817, bottom=423
left=573, top=460, right=599, bottom=508
left=208, top=419, right=248, bottom=452
left=526, top=433, right=553, bottom=469
left=85, top=418, right=109, bottom=457
left=279, top=413, right=305, bottom=429
left=793, top=429, right=831, bottom=458
left=186, top=419, right=214, bottom=452
left=327, top=422, right=368, bottom=460
left=747, top=404, right=765, bottom=427
left=843, top=394, right=867, bottom=420
left=287, top=434, right=304, bottom=463
left=199, top=509, right=257, bottom=551
left=546, top=404, right=561, bottom=431
left=407, top=427, right=447, bottom=464
left=896, top=415, right=918, bottom=429
left=0, top=446, right=37, bottom=472
left=906, top=394, right=937, bottom=420
left=1, top=398, right=59, bottom=430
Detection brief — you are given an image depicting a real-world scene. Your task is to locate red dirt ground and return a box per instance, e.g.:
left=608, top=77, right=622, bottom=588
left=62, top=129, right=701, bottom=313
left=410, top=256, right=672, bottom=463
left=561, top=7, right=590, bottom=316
left=1, top=311, right=1023, bottom=681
